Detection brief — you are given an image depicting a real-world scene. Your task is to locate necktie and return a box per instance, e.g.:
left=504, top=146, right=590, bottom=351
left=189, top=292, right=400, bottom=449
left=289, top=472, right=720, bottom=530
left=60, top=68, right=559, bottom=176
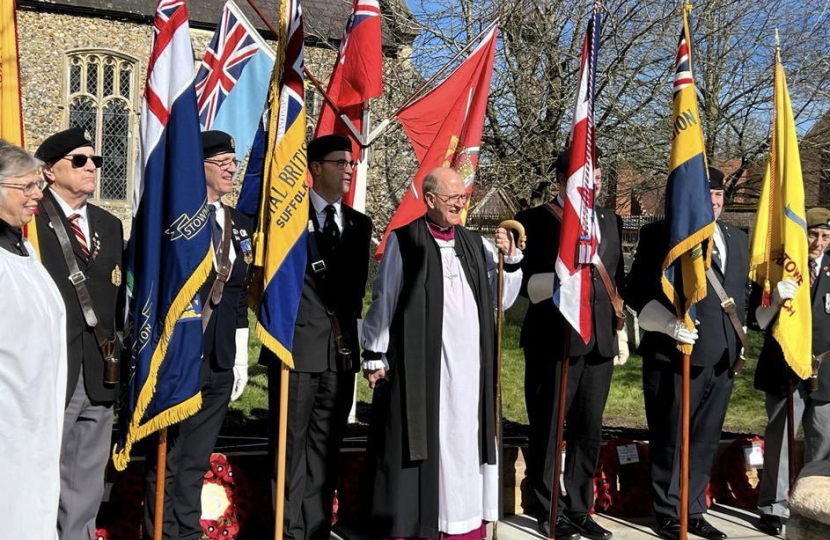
left=208, top=205, right=222, bottom=256
left=322, top=205, right=340, bottom=244
left=68, top=214, right=90, bottom=259
left=810, top=259, right=818, bottom=289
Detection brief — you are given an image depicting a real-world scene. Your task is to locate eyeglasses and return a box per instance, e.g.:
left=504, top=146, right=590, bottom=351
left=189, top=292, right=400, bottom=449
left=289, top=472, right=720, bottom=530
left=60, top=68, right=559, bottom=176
left=430, top=192, right=471, bottom=206
left=0, top=179, right=46, bottom=195
left=205, top=158, right=241, bottom=170
left=317, top=159, right=357, bottom=170
left=62, top=154, right=104, bottom=168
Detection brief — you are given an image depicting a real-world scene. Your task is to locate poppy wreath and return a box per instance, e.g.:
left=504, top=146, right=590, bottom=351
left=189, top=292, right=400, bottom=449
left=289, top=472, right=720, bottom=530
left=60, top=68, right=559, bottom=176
left=200, top=453, right=242, bottom=540
left=337, top=453, right=366, bottom=524
left=594, top=439, right=651, bottom=517
left=719, top=436, right=764, bottom=509
left=96, top=462, right=144, bottom=540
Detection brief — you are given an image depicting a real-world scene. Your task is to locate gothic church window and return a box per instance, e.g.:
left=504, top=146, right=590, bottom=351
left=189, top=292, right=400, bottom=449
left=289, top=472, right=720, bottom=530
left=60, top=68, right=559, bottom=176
left=65, top=51, right=138, bottom=202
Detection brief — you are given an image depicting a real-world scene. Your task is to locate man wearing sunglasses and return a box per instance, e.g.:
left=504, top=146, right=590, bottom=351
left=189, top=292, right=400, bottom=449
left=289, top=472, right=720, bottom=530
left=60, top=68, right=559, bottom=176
left=33, top=127, right=124, bottom=540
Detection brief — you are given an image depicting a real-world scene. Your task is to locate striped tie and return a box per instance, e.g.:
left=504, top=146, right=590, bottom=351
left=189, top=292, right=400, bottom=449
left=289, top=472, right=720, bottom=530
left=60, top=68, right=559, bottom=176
left=810, top=259, right=818, bottom=289
left=68, top=213, right=90, bottom=259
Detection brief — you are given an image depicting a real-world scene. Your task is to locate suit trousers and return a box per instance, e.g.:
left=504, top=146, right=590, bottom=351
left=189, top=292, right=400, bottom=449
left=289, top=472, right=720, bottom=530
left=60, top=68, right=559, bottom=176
left=268, top=364, right=355, bottom=540
left=58, top=371, right=114, bottom=540
left=524, top=342, right=614, bottom=519
left=758, top=390, right=830, bottom=517
left=144, top=360, right=233, bottom=540
left=642, top=353, right=734, bottom=520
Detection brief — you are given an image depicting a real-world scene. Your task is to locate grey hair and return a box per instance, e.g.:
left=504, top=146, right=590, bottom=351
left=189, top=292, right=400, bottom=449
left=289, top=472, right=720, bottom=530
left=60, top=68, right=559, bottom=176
left=422, top=170, right=439, bottom=196
left=0, top=140, right=42, bottom=183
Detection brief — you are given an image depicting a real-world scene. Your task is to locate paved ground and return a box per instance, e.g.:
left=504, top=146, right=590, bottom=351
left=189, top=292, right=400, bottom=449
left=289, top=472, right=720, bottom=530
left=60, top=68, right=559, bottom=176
left=335, top=505, right=783, bottom=540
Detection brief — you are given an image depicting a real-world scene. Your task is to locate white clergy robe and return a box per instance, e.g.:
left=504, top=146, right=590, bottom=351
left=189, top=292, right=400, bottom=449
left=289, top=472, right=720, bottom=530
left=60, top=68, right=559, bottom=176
left=0, top=241, right=67, bottom=540
left=362, top=232, right=522, bottom=534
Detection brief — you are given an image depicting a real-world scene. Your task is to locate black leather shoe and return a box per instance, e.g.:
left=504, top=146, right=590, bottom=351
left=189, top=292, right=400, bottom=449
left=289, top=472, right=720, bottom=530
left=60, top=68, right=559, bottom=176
left=569, top=515, right=612, bottom=540
left=757, top=514, right=783, bottom=536
left=689, top=517, right=727, bottom=540
left=553, top=517, right=581, bottom=540
left=537, top=518, right=550, bottom=537
left=655, top=518, right=681, bottom=540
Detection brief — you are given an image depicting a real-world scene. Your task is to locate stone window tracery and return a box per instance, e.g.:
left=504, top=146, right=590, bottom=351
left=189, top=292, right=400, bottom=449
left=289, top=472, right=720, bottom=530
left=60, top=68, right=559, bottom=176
left=64, top=50, right=138, bottom=202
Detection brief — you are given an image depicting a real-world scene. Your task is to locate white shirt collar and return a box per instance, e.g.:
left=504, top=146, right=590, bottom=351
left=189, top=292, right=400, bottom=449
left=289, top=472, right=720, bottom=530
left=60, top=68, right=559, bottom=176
left=310, top=188, right=341, bottom=215
left=49, top=188, right=88, bottom=221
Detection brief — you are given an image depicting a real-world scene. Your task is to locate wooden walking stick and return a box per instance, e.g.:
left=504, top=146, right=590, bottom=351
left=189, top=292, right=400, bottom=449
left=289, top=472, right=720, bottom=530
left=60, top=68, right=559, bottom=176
left=154, top=428, right=168, bottom=540
left=494, top=220, right=526, bottom=539
left=680, top=352, right=691, bottom=540
left=548, top=325, right=571, bottom=540
left=273, top=363, right=291, bottom=540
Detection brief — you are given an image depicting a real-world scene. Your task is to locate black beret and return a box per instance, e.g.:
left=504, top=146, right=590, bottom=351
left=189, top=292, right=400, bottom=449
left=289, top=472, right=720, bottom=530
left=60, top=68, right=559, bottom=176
left=807, top=208, right=830, bottom=230
left=308, top=134, right=351, bottom=163
left=202, top=130, right=235, bottom=159
left=554, top=147, right=603, bottom=175
left=708, top=166, right=725, bottom=190
left=35, top=127, right=94, bottom=163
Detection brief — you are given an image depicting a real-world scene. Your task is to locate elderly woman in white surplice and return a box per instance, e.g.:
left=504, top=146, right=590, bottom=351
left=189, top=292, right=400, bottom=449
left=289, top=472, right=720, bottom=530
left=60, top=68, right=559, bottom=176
left=0, top=140, right=67, bottom=540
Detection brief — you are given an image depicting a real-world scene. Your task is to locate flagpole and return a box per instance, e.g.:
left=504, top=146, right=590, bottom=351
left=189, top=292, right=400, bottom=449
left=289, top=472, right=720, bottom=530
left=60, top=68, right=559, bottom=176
left=244, top=0, right=349, bottom=124
left=548, top=326, right=571, bottom=540
left=680, top=351, right=690, bottom=540
left=367, top=18, right=500, bottom=145
left=274, top=364, right=290, bottom=540
left=154, top=428, right=168, bottom=540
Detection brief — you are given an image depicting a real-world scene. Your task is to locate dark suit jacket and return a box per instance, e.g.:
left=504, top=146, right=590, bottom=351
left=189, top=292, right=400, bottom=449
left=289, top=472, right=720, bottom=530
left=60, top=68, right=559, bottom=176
left=626, top=220, right=749, bottom=367
left=199, top=206, right=252, bottom=370
left=753, top=253, right=830, bottom=400
left=260, top=203, right=372, bottom=373
left=514, top=202, right=625, bottom=359
left=36, top=188, right=123, bottom=404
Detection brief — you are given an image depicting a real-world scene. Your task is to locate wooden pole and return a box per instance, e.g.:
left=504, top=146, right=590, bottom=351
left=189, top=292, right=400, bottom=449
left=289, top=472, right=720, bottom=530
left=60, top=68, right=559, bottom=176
left=787, top=377, right=796, bottom=489
left=273, top=364, right=290, bottom=540
left=680, top=352, right=691, bottom=540
left=153, top=428, right=168, bottom=540
left=548, top=326, right=571, bottom=539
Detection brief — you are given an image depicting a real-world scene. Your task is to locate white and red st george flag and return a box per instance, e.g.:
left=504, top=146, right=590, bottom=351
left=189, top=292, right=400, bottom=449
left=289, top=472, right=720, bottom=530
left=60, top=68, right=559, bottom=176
left=375, top=25, right=498, bottom=259
left=313, top=0, right=382, bottom=209
left=554, top=7, right=602, bottom=344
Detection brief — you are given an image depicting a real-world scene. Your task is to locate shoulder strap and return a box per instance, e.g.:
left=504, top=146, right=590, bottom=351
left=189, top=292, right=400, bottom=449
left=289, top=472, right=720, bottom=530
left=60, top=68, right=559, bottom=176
left=41, top=197, right=116, bottom=355
left=201, top=205, right=233, bottom=331
left=546, top=201, right=625, bottom=325
left=704, top=267, right=749, bottom=350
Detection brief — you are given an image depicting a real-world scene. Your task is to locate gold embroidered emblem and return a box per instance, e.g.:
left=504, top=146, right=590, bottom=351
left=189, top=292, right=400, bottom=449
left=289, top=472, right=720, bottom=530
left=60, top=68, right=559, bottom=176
left=112, top=264, right=122, bottom=287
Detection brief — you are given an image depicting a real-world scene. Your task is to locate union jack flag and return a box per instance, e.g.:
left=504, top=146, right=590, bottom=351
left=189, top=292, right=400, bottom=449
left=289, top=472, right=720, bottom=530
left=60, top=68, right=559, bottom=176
left=554, top=6, right=602, bottom=344
left=194, top=0, right=265, bottom=129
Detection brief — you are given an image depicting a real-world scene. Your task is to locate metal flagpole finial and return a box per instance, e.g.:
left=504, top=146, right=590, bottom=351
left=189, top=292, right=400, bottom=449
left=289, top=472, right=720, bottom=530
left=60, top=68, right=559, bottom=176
left=774, top=28, right=781, bottom=63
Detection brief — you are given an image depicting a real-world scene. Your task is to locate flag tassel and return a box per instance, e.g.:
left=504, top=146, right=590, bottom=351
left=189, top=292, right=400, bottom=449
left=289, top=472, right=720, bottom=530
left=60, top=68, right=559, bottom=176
left=762, top=278, right=772, bottom=307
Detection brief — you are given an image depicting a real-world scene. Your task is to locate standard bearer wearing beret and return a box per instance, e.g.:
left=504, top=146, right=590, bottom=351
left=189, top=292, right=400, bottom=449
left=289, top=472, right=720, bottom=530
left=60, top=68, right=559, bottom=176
left=807, top=207, right=830, bottom=230
left=307, top=134, right=352, bottom=163
left=201, top=130, right=236, bottom=159
left=35, top=128, right=94, bottom=163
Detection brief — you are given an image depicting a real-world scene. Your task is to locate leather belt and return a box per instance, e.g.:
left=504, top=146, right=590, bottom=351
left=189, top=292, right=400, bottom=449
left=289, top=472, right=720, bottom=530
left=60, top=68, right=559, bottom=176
left=705, top=267, right=748, bottom=372
left=41, top=197, right=120, bottom=384
left=201, top=205, right=233, bottom=332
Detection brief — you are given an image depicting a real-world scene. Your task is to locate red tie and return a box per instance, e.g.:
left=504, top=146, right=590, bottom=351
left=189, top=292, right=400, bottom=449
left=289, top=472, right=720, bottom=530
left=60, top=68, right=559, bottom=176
left=68, top=214, right=90, bottom=259
left=810, top=259, right=818, bottom=289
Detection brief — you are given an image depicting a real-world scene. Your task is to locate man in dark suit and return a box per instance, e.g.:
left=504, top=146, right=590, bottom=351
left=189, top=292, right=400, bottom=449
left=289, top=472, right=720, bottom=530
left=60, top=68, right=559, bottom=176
left=259, top=134, right=372, bottom=540
left=144, top=130, right=253, bottom=540
left=514, top=150, right=627, bottom=540
left=626, top=168, right=747, bottom=540
left=33, top=128, right=124, bottom=540
left=753, top=207, right=830, bottom=536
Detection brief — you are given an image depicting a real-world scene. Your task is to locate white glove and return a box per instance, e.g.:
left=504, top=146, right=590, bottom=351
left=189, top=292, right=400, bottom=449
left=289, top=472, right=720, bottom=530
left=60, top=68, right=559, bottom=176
left=638, top=300, right=699, bottom=345
left=613, top=327, right=630, bottom=366
left=755, top=280, right=799, bottom=330
left=230, top=328, right=250, bottom=402
left=773, top=279, right=798, bottom=305
left=527, top=272, right=555, bottom=304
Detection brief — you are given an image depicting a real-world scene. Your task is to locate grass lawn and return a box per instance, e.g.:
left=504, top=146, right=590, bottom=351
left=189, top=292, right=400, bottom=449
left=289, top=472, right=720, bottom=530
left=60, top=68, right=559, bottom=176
left=230, top=303, right=769, bottom=436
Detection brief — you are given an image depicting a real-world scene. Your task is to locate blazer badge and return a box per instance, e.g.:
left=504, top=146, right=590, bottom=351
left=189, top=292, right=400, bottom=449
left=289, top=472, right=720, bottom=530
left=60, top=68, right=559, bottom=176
left=112, top=264, right=122, bottom=287
left=240, top=238, right=253, bottom=265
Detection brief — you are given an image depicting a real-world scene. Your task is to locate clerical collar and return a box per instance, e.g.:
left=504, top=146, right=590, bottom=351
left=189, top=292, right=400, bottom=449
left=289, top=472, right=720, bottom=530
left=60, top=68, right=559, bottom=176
left=426, top=217, right=454, bottom=242
left=0, top=217, right=27, bottom=256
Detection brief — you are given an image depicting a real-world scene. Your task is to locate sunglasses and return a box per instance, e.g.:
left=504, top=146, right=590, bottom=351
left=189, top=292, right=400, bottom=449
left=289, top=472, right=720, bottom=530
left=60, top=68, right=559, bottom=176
left=62, top=154, right=104, bottom=168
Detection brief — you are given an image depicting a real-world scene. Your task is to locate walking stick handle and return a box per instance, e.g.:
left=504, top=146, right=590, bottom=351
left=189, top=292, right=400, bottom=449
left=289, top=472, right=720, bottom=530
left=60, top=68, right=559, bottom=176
left=497, top=220, right=527, bottom=250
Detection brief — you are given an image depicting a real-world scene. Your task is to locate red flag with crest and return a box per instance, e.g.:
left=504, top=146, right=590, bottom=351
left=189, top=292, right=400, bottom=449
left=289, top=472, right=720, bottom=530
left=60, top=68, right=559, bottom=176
left=375, top=25, right=498, bottom=259
left=313, top=0, right=382, bottom=207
